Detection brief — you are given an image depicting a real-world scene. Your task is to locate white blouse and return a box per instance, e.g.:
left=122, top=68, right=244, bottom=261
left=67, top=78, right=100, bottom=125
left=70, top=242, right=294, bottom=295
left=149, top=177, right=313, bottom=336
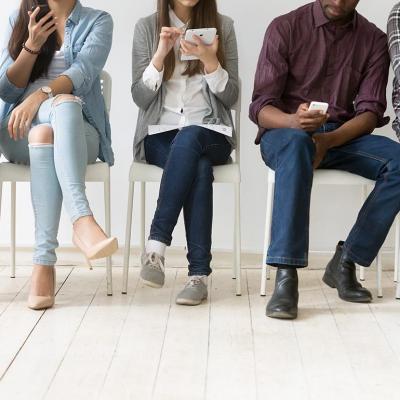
left=142, top=8, right=231, bottom=136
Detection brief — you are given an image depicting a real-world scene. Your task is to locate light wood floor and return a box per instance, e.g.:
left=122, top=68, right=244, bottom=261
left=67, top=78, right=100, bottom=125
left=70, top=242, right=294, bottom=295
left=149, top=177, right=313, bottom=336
left=0, top=265, right=399, bottom=400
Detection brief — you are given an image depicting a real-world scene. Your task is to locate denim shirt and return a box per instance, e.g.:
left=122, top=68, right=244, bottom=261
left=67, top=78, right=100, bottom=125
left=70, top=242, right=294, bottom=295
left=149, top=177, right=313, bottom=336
left=0, top=1, right=114, bottom=165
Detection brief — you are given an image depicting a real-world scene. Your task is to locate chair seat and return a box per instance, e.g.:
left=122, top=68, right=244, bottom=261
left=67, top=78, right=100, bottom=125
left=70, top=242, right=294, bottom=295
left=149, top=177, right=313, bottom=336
left=0, top=161, right=109, bottom=183
left=129, top=161, right=240, bottom=184
left=268, top=168, right=374, bottom=186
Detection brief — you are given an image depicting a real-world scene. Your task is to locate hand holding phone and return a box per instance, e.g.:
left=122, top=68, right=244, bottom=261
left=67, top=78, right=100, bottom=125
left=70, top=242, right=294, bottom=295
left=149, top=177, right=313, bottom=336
left=25, top=3, right=56, bottom=53
left=293, top=102, right=329, bottom=132
left=181, top=28, right=217, bottom=61
left=308, top=101, right=329, bottom=114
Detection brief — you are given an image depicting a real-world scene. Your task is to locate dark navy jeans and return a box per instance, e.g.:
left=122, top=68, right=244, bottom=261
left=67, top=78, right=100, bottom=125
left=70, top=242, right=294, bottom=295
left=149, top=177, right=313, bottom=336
left=144, top=125, right=232, bottom=276
left=260, top=123, right=400, bottom=268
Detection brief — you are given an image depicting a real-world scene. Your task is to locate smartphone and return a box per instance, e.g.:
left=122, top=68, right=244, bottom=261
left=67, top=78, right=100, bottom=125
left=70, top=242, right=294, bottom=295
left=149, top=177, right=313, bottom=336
left=31, top=1, right=51, bottom=22
left=181, top=28, right=217, bottom=61
left=308, top=101, right=329, bottom=114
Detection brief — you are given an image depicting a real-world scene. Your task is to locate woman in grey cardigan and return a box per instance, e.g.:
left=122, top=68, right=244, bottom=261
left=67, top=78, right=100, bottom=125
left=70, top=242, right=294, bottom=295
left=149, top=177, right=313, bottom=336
left=132, top=0, right=239, bottom=305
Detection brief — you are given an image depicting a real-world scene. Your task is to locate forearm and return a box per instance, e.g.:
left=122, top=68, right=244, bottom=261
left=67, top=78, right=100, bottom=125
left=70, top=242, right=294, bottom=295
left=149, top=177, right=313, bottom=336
left=324, top=112, right=377, bottom=148
left=6, top=42, right=39, bottom=88
left=258, top=105, right=296, bottom=129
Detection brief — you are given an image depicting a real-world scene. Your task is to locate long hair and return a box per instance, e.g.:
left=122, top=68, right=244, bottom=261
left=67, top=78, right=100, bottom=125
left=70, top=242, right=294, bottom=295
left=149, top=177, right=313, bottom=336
left=8, top=0, right=58, bottom=83
left=157, top=0, right=225, bottom=81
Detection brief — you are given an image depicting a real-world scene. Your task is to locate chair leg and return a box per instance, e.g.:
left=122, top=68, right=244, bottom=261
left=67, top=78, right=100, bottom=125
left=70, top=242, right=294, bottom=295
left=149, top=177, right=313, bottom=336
left=395, top=216, right=400, bottom=283
left=122, top=181, right=135, bottom=295
left=234, top=182, right=241, bottom=296
left=140, top=182, right=146, bottom=254
left=261, top=181, right=274, bottom=296
left=11, top=182, right=16, bottom=279
left=376, top=253, right=383, bottom=298
left=359, top=185, right=368, bottom=282
left=104, top=175, right=112, bottom=296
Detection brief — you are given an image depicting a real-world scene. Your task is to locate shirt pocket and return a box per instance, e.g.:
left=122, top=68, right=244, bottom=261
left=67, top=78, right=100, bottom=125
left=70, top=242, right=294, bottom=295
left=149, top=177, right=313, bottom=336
left=72, top=42, right=85, bottom=56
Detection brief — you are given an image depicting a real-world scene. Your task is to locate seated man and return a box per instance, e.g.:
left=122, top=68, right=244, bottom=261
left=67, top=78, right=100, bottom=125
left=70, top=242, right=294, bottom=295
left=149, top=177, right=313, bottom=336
left=249, top=0, right=398, bottom=319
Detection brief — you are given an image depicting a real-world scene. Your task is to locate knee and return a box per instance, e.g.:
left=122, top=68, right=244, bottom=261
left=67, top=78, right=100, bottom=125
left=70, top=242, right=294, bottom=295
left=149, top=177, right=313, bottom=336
left=28, top=125, right=54, bottom=145
left=52, top=94, right=82, bottom=107
left=288, top=130, right=315, bottom=152
left=173, top=126, right=204, bottom=149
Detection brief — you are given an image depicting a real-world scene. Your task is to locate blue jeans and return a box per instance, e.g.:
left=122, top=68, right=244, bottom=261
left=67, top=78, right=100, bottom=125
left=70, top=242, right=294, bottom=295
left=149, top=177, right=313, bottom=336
left=0, top=96, right=99, bottom=266
left=260, top=123, right=400, bottom=268
left=144, top=126, right=232, bottom=276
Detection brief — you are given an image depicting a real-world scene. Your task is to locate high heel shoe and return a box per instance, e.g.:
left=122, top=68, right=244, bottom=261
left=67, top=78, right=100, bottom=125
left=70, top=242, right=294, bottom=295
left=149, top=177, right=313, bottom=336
left=72, top=232, right=118, bottom=261
left=28, top=268, right=56, bottom=310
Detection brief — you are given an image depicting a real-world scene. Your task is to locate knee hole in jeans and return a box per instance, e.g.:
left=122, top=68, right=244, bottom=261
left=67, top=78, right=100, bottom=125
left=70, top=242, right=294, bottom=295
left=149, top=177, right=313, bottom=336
left=52, top=94, right=83, bottom=107
left=28, top=125, right=54, bottom=145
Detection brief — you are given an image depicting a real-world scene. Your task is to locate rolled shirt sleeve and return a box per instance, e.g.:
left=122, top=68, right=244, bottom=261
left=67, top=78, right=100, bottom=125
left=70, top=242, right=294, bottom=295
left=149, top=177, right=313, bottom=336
left=354, top=30, right=390, bottom=127
left=0, top=12, right=26, bottom=104
left=249, top=18, right=289, bottom=126
left=142, top=62, right=164, bottom=92
left=204, top=63, right=229, bottom=94
left=62, top=12, right=113, bottom=97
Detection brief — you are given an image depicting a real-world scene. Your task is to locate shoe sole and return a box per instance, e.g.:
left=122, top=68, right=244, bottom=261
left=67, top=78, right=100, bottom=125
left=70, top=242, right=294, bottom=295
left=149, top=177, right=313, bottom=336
left=322, top=275, right=372, bottom=303
left=176, top=297, right=207, bottom=306
left=141, top=278, right=164, bottom=289
left=266, top=310, right=297, bottom=319
left=89, top=238, right=119, bottom=260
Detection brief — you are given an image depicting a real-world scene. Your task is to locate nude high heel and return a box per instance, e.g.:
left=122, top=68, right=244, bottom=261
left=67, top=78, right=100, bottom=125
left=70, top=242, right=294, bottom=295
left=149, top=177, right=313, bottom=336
left=28, top=268, right=56, bottom=310
left=72, top=233, right=118, bottom=261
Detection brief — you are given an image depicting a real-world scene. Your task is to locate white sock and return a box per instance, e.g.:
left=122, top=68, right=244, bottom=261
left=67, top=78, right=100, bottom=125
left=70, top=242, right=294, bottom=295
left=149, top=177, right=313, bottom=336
left=146, top=240, right=166, bottom=257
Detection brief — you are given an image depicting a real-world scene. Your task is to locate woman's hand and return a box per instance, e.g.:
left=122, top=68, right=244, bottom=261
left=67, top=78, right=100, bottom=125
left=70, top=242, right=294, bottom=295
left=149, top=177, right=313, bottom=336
left=152, top=27, right=182, bottom=71
left=180, top=35, right=220, bottom=73
left=8, top=91, right=46, bottom=140
left=25, top=7, right=57, bottom=52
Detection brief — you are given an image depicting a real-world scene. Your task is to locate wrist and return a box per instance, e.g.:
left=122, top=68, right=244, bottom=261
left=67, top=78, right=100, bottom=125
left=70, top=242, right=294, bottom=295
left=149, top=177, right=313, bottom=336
left=152, top=52, right=165, bottom=72
left=288, top=113, right=300, bottom=129
left=24, top=39, right=41, bottom=54
left=203, top=57, right=219, bottom=74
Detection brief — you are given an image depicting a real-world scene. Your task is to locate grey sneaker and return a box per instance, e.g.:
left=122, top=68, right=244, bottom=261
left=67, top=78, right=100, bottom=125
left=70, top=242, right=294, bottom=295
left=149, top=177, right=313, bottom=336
left=140, top=252, right=165, bottom=288
left=176, top=276, right=208, bottom=306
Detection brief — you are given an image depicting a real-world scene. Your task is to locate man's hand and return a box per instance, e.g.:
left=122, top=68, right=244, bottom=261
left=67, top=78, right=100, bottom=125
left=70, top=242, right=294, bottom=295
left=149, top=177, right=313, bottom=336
left=290, top=103, right=329, bottom=132
left=312, top=132, right=333, bottom=169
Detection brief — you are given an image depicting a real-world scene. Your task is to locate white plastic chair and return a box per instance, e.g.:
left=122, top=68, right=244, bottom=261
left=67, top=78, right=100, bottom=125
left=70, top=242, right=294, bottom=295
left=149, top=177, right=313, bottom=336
left=0, top=70, right=113, bottom=296
left=260, top=168, right=400, bottom=299
left=122, top=83, right=242, bottom=296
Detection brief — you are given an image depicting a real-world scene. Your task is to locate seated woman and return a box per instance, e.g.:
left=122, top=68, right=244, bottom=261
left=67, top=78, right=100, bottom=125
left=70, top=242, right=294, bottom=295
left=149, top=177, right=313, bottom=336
left=0, top=0, right=118, bottom=310
left=132, top=0, right=239, bottom=305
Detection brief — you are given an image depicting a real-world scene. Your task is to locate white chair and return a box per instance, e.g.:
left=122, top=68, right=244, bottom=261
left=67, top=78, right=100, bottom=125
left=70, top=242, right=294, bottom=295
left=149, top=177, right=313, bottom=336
left=0, top=70, right=113, bottom=296
left=259, top=168, right=399, bottom=298
left=122, top=85, right=242, bottom=296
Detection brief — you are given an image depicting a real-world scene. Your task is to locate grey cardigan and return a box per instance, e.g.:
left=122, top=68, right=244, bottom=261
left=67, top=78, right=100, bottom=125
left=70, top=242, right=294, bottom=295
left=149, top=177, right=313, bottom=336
left=131, top=12, right=239, bottom=162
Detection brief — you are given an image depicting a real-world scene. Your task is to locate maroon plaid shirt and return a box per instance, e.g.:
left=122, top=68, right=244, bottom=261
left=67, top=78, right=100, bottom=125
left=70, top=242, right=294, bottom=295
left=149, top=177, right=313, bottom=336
left=250, top=0, right=390, bottom=144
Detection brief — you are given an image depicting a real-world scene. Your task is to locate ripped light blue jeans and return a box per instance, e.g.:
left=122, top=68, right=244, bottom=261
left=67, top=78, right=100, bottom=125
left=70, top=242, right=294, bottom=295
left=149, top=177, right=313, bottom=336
left=0, top=95, right=99, bottom=266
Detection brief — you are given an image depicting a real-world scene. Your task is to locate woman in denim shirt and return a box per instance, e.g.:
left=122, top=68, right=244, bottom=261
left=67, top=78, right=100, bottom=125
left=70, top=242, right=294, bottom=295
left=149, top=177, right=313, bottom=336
left=0, top=0, right=117, bottom=310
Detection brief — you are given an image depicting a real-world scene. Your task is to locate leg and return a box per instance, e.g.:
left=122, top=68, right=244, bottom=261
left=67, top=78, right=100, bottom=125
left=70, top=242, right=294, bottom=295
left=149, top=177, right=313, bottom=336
left=260, top=128, right=315, bottom=319
left=320, top=134, right=400, bottom=303
left=48, top=95, right=117, bottom=261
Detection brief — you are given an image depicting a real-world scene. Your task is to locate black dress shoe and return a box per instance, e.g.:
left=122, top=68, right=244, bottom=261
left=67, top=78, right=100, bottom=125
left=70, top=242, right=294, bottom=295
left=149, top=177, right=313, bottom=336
left=266, top=267, right=299, bottom=319
left=323, top=241, right=372, bottom=303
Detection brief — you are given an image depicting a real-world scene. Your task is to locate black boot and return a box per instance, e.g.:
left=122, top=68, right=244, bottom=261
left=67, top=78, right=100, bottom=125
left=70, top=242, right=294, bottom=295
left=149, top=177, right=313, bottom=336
left=266, top=267, right=299, bottom=319
left=323, top=241, right=372, bottom=303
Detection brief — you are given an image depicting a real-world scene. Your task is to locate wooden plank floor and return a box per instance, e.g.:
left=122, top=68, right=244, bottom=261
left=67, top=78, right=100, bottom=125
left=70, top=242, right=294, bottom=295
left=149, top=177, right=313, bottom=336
left=0, top=265, right=399, bottom=400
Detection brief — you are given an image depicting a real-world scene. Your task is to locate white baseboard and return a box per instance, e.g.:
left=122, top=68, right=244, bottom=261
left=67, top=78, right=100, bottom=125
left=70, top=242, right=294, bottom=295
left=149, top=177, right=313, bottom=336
left=0, top=246, right=396, bottom=270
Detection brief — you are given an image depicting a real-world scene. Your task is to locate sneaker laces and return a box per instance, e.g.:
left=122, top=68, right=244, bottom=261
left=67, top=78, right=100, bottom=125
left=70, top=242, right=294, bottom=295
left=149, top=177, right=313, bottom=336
left=185, top=276, right=205, bottom=288
left=146, top=252, right=165, bottom=272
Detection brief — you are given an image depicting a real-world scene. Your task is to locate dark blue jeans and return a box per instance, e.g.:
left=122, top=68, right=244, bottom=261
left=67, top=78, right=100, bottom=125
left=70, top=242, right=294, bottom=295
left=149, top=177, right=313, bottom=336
left=144, top=125, right=232, bottom=276
left=260, top=123, right=400, bottom=268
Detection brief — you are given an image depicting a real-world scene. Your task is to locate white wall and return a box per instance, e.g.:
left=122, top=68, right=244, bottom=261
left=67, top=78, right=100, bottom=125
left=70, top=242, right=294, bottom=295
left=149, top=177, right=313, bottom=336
left=0, top=0, right=396, bottom=254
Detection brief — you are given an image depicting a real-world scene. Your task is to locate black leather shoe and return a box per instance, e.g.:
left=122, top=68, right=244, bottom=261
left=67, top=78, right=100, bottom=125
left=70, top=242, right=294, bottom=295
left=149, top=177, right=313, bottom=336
left=266, top=267, right=299, bottom=319
left=323, top=241, right=372, bottom=303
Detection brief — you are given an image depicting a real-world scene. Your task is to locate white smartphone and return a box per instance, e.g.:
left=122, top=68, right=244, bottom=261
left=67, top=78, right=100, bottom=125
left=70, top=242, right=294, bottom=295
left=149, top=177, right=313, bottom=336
left=308, top=101, right=329, bottom=114
left=181, top=28, right=217, bottom=61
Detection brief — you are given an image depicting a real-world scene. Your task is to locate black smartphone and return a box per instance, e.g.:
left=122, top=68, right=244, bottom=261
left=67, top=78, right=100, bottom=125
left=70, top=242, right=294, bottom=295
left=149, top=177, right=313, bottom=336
left=31, top=1, right=51, bottom=22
